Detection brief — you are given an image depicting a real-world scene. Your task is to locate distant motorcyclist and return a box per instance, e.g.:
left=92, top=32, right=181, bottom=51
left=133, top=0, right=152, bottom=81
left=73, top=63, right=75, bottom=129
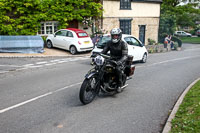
left=101, top=28, right=128, bottom=92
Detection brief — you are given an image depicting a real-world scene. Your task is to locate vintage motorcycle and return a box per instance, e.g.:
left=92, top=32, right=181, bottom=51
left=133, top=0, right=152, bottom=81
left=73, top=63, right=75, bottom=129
left=79, top=53, right=135, bottom=105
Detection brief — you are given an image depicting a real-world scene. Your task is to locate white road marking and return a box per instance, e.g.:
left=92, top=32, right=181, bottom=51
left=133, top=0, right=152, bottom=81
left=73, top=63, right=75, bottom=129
left=0, top=93, right=52, bottom=114
left=36, top=61, right=48, bottom=65
left=23, top=64, right=34, bottom=67
left=0, top=55, right=199, bottom=113
left=136, top=55, right=200, bottom=68
left=50, top=59, right=62, bottom=62
left=57, top=61, right=68, bottom=63
left=148, top=55, right=200, bottom=66
left=16, top=67, right=29, bottom=71
left=184, top=48, right=200, bottom=51
left=0, top=57, right=90, bottom=74
left=0, top=82, right=82, bottom=114
left=0, top=71, right=9, bottom=74
left=26, top=65, right=44, bottom=68
left=0, top=64, right=22, bottom=67
left=44, top=63, right=54, bottom=66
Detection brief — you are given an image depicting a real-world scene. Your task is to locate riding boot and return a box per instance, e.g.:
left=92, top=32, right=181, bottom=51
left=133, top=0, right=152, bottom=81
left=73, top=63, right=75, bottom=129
left=117, top=73, right=123, bottom=93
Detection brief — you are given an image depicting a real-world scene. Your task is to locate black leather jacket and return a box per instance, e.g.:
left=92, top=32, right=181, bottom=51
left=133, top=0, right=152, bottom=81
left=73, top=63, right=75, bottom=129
left=101, top=40, right=128, bottom=63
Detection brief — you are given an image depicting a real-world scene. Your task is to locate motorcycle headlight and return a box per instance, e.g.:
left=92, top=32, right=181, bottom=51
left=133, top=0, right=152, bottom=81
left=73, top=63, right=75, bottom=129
left=94, top=55, right=104, bottom=66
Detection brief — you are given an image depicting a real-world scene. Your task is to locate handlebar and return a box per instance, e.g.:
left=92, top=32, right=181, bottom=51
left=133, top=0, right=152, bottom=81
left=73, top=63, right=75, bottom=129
left=95, top=53, right=117, bottom=65
left=99, top=53, right=110, bottom=59
left=107, top=59, right=117, bottom=64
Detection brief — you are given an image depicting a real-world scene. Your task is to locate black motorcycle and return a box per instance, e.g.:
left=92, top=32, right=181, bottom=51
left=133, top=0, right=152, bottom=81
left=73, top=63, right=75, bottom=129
left=79, top=54, right=135, bottom=105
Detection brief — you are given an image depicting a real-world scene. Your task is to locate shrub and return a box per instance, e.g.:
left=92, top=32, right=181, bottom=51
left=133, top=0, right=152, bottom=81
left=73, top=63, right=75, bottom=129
left=171, top=36, right=182, bottom=47
left=189, top=29, right=196, bottom=35
left=41, top=36, right=47, bottom=46
left=173, top=42, right=178, bottom=50
left=148, top=38, right=156, bottom=45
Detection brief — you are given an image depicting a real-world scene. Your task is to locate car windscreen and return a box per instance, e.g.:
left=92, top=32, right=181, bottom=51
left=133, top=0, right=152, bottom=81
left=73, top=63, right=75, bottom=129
left=96, top=36, right=111, bottom=48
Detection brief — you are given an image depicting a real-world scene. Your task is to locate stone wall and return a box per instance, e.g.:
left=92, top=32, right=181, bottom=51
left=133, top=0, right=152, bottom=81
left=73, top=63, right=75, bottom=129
left=103, top=1, right=161, bottom=18
left=103, top=17, right=160, bottom=45
left=145, top=43, right=182, bottom=53
left=132, top=17, right=159, bottom=45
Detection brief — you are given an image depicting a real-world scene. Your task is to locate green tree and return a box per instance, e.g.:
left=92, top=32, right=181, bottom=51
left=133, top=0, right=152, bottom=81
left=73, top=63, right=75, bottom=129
left=175, top=4, right=200, bottom=29
left=0, top=0, right=44, bottom=35
left=0, top=0, right=103, bottom=35
left=158, top=0, right=200, bottom=42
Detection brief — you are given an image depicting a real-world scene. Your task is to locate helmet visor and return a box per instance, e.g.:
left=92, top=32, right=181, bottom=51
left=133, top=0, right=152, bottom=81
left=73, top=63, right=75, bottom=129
left=112, top=34, right=120, bottom=39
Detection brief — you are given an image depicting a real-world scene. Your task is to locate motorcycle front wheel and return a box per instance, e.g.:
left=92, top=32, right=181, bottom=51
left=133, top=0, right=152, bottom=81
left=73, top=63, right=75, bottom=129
left=79, top=77, right=97, bottom=105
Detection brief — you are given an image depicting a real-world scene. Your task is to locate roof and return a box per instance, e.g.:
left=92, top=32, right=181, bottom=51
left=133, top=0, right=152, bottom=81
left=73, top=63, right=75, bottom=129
left=66, top=28, right=89, bottom=38
left=66, top=28, right=86, bottom=33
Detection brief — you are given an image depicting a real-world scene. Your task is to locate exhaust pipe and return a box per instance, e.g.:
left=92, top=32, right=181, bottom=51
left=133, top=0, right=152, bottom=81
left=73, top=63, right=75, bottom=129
left=127, top=77, right=132, bottom=80
left=121, top=84, right=128, bottom=89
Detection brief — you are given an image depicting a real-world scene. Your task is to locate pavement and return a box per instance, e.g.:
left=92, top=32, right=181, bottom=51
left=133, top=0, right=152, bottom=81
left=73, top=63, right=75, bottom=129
left=0, top=48, right=91, bottom=58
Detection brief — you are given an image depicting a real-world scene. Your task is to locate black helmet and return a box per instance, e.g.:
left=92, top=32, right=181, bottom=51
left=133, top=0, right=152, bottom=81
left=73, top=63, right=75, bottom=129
left=110, top=28, right=122, bottom=43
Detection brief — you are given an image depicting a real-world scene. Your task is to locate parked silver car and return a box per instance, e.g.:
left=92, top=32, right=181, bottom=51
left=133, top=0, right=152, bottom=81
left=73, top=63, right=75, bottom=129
left=174, top=31, right=192, bottom=37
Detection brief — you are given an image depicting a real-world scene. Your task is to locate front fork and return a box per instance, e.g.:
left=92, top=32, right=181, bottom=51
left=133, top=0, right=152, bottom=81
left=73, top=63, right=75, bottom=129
left=85, top=66, right=104, bottom=94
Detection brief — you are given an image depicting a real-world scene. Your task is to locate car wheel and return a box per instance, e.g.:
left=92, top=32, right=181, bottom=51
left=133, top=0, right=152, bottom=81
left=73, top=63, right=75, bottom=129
left=70, top=46, right=77, bottom=55
left=46, top=40, right=53, bottom=48
left=141, top=53, right=147, bottom=63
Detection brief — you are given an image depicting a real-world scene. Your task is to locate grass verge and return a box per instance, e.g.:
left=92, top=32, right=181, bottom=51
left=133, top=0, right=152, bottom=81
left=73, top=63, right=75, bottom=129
left=180, top=37, right=200, bottom=44
left=170, top=80, right=200, bottom=132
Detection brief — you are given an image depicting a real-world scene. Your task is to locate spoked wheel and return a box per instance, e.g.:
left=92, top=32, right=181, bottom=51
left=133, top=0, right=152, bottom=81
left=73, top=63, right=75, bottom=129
left=79, top=77, right=97, bottom=105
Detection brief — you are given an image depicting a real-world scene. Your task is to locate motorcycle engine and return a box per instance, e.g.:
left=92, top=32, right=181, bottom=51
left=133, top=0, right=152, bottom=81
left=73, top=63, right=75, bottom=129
left=104, top=64, right=115, bottom=73
left=102, top=64, right=117, bottom=92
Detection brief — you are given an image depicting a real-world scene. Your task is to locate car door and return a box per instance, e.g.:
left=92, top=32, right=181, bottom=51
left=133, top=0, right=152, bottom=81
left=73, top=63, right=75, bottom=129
left=124, top=37, right=137, bottom=61
left=129, top=37, right=144, bottom=61
left=60, top=31, right=74, bottom=50
left=177, top=31, right=181, bottom=36
left=52, top=30, right=67, bottom=48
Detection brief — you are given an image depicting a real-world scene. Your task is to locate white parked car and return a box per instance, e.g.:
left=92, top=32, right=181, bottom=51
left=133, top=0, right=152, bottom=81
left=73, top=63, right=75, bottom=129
left=174, top=31, right=192, bottom=37
left=46, top=28, right=94, bottom=54
left=91, top=34, right=148, bottom=63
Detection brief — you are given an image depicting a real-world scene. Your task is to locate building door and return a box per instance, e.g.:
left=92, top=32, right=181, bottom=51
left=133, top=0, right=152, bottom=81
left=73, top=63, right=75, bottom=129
left=139, top=25, right=146, bottom=44
left=67, top=20, right=78, bottom=28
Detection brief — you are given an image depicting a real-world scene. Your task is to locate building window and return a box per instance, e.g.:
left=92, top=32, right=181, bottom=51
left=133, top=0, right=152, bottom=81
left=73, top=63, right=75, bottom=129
left=38, top=21, right=59, bottom=35
left=120, top=0, right=131, bottom=10
left=120, top=19, right=132, bottom=35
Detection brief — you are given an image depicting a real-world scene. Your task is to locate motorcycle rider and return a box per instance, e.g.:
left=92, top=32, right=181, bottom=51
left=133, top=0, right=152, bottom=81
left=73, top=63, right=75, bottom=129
left=101, top=28, right=128, bottom=92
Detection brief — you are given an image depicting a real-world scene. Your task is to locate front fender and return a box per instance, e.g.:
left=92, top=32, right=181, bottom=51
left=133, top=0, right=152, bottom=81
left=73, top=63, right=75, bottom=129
left=85, top=71, right=97, bottom=79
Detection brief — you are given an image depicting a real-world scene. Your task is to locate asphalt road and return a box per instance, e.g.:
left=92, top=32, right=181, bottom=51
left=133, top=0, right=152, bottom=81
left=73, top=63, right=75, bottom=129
left=0, top=43, right=200, bottom=133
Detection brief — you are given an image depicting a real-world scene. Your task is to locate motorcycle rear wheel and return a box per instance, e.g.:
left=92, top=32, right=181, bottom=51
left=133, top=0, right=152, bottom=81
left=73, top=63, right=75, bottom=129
left=79, top=77, right=97, bottom=105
